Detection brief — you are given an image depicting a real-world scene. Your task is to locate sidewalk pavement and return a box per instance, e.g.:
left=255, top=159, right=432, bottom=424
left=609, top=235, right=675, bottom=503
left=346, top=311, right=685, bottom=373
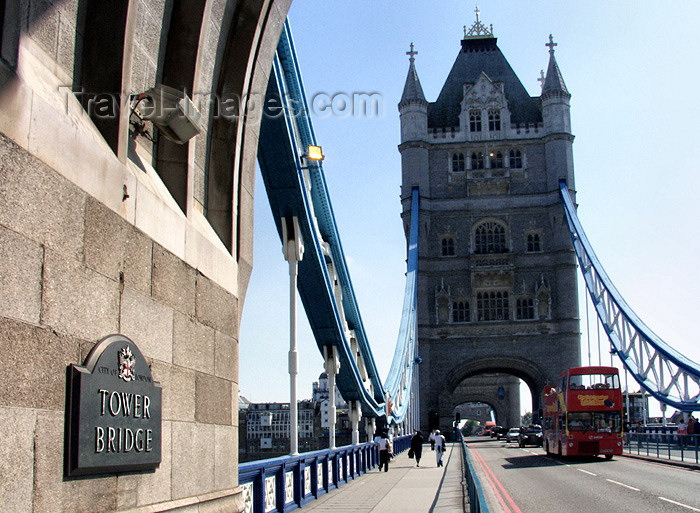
left=300, top=443, right=467, bottom=512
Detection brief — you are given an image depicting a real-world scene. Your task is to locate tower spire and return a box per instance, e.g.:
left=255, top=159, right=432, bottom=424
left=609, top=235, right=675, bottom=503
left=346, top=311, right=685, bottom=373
left=400, top=42, right=426, bottom=106
left=542, top=34, right=569, bottom=97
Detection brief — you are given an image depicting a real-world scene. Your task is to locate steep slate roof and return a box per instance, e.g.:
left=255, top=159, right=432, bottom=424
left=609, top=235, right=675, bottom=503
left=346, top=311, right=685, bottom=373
left=428, top=37, right=542, bottom=128
left=542, top=49, right=569, bottom=96
left=400, top=59, right=427, bottom=105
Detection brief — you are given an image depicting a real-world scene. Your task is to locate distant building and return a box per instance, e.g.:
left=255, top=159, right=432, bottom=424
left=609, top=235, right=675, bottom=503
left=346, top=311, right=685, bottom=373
left=239, top=400, right=317, bottom=462
left=312, top=372, right=348, bottom=427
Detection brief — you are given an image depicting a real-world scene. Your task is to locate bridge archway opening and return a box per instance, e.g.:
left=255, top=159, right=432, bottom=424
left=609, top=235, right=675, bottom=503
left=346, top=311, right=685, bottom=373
left=436, top=356, right=551, bottom=432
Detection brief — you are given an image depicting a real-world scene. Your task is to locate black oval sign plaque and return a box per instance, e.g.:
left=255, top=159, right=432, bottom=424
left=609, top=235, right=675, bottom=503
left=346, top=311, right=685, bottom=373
left=66, top=334, right=162, bottom=477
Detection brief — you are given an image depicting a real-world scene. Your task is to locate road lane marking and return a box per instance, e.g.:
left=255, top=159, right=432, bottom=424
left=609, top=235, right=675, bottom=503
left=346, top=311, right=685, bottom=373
left=659, top=497, right=700, bottom=512
left=606, top=479, right=640, bottom=491
left=577, top=469, right=597, bottom=476
left=471, top=448, right=523, bottom=513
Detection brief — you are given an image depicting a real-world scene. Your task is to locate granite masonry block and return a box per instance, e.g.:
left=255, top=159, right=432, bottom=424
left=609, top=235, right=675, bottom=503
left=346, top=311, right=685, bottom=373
left=123, top=225, right=153, bottom=296
left=0, top=134, right=86, bottom=260
left=120, top=286, right=174, bottom=364
left=195, top=272, right=238, bottom=337
left=151, top=359, right=195, bottom=422
left=173, top=311, right=215, bottom=375
left=0, top=317, right=80, bottom=410
left=0, top=224, right=43, bottom=324
left=84, top=196, right=131, bottom=281
left=116, top=421, right=173, bottom=509
left=0, top=407, right=36, bottom=512
left=171, top=421, right=215, bottom=500
left=214, top=425, right=237, bottom=491
left=215, top=330, right=237, bottom=382
left=42, top=248, right=120, bottom=342
left=195, top=372, right=232, bottom=425
left=152, top=243, right=196, bottom=316
left=33, top=410, right=117, bottom=513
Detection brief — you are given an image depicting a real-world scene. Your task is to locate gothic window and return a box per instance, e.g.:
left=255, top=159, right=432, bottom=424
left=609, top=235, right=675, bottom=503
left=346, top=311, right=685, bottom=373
left=516, top=298, right=535, bottom=320
left=452, top=153, right=465, bottom=172
left=526, top=233, right=541, bottom=252
left=490, top=151, right=504, bottom=168
left=477, top=291, right=509, bottom=321
left=452, top=301, right=470, bottom=322
left=474, top=221, right=507, bottom=254
left=469, top=110, right=482, bottom=132
left=471, top=152, right=484, bottom=169
left=509, top=149, right=522, bottom=168
left=441, top=237, right=455, bottom=256
left=488, top=110, right=501, bottom=131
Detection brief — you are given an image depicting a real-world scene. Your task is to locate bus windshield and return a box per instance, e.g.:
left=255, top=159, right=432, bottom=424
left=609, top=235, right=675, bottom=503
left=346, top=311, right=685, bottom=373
left=568, top=373, right=620, bottom=390
left=567, top=412, right=622, bottom=433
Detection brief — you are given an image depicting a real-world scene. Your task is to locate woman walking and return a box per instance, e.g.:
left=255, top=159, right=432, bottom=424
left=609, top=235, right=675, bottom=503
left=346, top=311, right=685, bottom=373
left=410, top=430, right=424, bottom=467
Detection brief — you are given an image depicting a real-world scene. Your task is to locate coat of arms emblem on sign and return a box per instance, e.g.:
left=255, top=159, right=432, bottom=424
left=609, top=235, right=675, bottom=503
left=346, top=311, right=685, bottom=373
left=118, top=346, right=136, bottom=382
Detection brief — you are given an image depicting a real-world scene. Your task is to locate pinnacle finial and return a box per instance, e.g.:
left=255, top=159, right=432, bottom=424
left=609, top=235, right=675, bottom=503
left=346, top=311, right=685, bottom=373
left=538, top=69, right=545, bottom=89
left=464, top=5, right=494, bottom=39
left=546, top=34, right=558, bottom=54
left=406, top=42, right=418, bottom=63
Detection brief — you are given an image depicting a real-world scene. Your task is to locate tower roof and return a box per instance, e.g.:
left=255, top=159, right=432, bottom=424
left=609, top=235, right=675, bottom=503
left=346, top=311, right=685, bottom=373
left=400, top=42, right=426, bottom=106
left=428, top=10, right=542, bottom=128
left=542, top=34, right=570, bottom=96
left=428, top=37, right=542, bottom=128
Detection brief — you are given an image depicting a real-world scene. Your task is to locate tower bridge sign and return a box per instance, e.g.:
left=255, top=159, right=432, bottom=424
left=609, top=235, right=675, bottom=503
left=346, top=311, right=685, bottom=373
left=66, top=334, right=162, bottom=477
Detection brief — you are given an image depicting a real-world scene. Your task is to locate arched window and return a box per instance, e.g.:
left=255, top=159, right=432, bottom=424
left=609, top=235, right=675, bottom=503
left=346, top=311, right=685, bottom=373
left=488, top=110, right=501, bottom=131
left=441, top=237, right=455, bottom=256
left=516, top=298, right=535, bottom=320
left=452, top=301, right=470, bottom=322
left=469, top=110, right=482, bottom=132
left=490, top=151, right=504, bottom=168
left=474, top=221, right=507, bottom=254
left=452, top=153, right=465, bottom=172
left=471, top=152, right=484, bottom=169
left=477, top=291, right=509, bottom=321
left=509, top=149, right=522, bottom=168
left=527, top=233, right=541, bottom=252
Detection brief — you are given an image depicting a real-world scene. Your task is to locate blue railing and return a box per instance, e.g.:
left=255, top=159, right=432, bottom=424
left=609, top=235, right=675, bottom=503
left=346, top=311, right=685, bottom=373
left=239, top=436, right=410, bottom=512
left=625, top=432, right=700, bottom=465
left=458, top=432, right=491, bottom=513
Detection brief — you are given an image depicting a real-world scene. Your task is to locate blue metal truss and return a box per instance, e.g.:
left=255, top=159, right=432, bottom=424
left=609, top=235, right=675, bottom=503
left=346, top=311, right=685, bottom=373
left=560, top=180, right=700, bottom=411
left=256, top=19, right=419, bottom=423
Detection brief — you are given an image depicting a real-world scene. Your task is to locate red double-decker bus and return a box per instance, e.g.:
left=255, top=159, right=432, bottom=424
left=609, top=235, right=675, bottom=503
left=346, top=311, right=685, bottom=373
left=542, top=366, right=623, bottom=459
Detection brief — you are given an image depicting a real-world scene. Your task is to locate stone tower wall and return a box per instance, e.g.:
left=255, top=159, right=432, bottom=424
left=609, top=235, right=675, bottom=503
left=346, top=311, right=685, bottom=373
left=0, top=1, right=291, bottom=511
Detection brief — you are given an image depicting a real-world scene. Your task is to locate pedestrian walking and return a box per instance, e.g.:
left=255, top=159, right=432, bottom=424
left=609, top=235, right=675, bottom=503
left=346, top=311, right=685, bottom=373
left=429, top=429, right=436, bottom=451
left=410, top=430, right=424, bottom=467
left=376, top=431, right=392, bottom=472
left=434, top=430, right=446, bottom=467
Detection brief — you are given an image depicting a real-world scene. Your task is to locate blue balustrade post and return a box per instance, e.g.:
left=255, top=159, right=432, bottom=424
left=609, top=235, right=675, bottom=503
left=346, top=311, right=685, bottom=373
left=254, top=469, right=265, bottom=513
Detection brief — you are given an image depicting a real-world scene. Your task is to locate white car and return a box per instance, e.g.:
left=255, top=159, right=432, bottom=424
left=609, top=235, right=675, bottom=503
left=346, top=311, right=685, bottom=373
left=505, top=428, right=520, bottom=443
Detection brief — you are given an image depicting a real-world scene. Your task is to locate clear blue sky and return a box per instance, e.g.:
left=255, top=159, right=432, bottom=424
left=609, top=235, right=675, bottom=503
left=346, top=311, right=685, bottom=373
left=239, top=1, right=700, bottom=417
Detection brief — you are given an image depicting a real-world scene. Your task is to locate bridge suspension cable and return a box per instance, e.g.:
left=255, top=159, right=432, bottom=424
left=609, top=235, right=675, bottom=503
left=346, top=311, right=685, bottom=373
left=560, top=180, right=700, bottom=411
left=256, top=19, right=419, bottom=425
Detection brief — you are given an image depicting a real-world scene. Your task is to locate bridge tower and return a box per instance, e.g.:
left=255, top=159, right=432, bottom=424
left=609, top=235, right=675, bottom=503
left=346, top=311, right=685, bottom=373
left=399, top=12, right=580, bottom=432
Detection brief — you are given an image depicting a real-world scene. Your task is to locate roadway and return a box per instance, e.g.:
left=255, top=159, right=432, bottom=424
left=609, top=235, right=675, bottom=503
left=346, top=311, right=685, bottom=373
left=467, top=438, right=700, bottom=513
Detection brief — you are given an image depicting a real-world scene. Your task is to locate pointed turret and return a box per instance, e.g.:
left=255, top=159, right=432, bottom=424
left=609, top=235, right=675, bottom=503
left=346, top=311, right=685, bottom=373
left=542, top=35, right=570, bottom=98
left=399, top=42, right=428, bottom=144
left=400, top=43, right=427, bottom=106
left=540, top=34, right=574, bottom=190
